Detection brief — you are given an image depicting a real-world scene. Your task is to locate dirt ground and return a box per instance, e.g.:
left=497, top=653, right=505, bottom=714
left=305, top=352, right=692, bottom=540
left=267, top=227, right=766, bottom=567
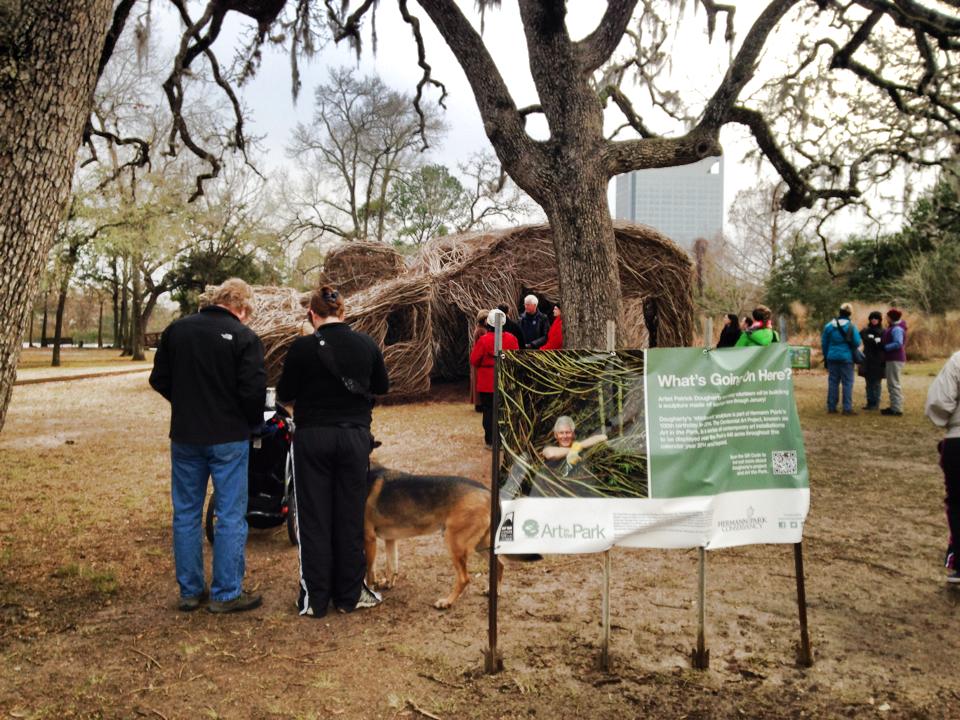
left=1, top=356, right=959, bottom=719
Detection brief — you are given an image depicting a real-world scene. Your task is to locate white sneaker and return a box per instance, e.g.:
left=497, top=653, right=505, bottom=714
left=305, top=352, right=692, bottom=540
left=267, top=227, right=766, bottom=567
left=947, top=570, right=960, bottom=584
left=339, top=583, right=382, bottom=612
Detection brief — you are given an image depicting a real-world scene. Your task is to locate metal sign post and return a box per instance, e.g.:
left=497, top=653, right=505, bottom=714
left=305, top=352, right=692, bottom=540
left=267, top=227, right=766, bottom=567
left=485, top=312, right=505, bottom=674
left=794, top=542, right=814, bottom=667
left=692, top=316, right=712, bottom=670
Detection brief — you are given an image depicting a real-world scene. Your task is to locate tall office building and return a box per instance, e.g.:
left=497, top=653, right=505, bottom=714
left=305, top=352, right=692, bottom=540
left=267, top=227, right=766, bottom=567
left=613, top=157, right=724, bottom=249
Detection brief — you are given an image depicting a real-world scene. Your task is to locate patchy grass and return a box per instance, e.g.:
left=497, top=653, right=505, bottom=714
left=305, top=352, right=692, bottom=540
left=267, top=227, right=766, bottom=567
left=0, top=362, right=959, bottom=719
left=17, top=347, right=151, bottom=370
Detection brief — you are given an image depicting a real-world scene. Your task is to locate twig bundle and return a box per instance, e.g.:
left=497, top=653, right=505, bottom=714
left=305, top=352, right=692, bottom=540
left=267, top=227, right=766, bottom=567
left=413, top=222, right=695, bottom=379
left=231, top=222, right=692, bottom=400
left=323, top=242, right=407, bottom=295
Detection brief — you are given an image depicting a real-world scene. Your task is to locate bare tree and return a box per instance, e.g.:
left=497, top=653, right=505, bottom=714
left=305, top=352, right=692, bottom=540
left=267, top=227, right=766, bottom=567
left=284, top=67, right=445, bottom=243
left=455, top=151, right=538, bottom=233
left=727, top=180, right=807, bottom=283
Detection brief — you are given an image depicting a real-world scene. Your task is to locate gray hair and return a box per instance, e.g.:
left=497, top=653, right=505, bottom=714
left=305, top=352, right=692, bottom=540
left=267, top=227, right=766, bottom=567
left=552, top=415, right=575, bottom=432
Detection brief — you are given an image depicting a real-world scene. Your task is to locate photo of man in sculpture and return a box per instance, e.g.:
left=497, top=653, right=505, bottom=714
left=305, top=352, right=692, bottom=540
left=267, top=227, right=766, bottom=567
left=496, top=350, right=648, bottom=499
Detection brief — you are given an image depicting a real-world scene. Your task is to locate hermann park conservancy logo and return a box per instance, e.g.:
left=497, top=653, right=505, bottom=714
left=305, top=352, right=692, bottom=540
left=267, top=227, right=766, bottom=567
left=718, top=505, right=767, bottom=533
left=522, top=519, right=540, bottom=538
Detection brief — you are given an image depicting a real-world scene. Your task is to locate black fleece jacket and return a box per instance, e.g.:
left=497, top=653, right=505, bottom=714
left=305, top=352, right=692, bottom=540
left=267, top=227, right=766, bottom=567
left=276, top=323, right=389, bottom=428
left=149, top=305, right=266, bottom=445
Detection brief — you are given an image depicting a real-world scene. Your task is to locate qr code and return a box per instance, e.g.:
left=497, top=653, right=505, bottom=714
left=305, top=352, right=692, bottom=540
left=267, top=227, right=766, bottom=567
left=771, top=451, right=798, bottom=475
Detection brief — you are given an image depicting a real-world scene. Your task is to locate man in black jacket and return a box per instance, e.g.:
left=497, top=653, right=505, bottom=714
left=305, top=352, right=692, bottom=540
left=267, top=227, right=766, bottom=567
left=149, top=278, right=266, bottom=614
left=519, top=294, right=550, bottom=349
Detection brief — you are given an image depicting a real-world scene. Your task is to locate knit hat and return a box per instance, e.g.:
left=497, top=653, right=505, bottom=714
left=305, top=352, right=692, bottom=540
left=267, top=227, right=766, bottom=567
left=839, top=302, right=853, bottom=316
left=486, top=308, right=506, bottom=328
left=886, top=307, right=903, bottom=321
left=868, top=311, right=883, bottom=322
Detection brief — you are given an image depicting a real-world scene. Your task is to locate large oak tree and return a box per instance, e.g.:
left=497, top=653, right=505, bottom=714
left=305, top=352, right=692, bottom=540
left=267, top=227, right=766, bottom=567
left=0, top=0, right=958, bottom=431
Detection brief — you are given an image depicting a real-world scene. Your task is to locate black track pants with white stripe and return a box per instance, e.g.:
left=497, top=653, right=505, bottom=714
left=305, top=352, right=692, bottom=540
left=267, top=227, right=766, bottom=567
left=292, top=425, right=370, bottom=615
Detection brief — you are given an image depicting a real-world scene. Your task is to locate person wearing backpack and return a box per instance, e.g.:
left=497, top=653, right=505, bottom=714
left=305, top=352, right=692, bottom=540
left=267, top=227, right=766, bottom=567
left=820, top=302, right=863, bottom=415
left=276, top=285, right=390, bottom=617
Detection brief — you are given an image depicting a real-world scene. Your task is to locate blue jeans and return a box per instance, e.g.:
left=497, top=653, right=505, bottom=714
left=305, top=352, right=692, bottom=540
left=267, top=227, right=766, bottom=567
left=827, top=360, right=855, bottom=412
left=171, top=441, right=249, bottom=602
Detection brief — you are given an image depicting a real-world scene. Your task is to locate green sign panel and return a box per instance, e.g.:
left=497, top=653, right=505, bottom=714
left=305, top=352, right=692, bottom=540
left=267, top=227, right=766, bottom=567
left=645, top=344, right=809, bottom=498
left=789, top=345, right=811, bottom=369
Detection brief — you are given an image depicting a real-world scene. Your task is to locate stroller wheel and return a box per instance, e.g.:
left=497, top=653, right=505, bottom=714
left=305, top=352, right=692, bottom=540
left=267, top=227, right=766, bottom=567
left=205, top=493, right=216, bottom=544
left=286, top=490, right=299, bottom=546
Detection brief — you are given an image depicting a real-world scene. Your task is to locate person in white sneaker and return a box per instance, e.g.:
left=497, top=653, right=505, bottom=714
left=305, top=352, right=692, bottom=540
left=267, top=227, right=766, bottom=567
left=924, top=350, right=960, bottom=584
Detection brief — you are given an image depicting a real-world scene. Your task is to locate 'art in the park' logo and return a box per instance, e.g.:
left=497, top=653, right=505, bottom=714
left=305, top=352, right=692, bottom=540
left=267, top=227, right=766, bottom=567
left=718, top=505, right=767, bottom=533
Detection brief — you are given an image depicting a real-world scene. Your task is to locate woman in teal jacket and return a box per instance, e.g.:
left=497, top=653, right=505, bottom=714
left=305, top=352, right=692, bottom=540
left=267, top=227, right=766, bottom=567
left=820, top=302, right=863, bottom=414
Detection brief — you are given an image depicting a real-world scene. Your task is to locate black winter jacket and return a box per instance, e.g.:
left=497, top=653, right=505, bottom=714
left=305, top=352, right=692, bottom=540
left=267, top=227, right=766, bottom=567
left=861, top=323, right=886, bottom=381
left=519, top=310, right=550, bottom=349
left=276, top=323, right=389, bottom=429
left=149, top=305, right=266, bottom=445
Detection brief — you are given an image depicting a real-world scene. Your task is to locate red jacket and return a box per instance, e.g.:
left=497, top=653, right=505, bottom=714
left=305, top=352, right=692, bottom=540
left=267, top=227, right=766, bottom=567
left=541, top=317, right=563, bottom=350
left=470, top=330, right=519, bottom=393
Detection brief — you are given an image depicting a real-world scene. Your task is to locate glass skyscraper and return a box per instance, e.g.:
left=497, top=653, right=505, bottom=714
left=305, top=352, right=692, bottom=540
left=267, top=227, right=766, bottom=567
left=613, top=157, right=724, bottom=249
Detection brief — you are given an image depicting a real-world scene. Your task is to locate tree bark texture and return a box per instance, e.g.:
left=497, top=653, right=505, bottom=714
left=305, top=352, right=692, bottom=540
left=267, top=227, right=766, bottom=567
left=97, top=297, right=104, bottom=348
left=130, top=259, right=145, bottom=361
left=0, top=0, right=114, bottom=430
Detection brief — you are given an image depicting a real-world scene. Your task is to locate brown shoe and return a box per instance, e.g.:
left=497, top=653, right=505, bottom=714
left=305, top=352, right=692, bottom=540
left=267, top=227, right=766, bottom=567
left=208, top=591, right=262, bottom=614
left=178, top=588, right=209, bottom=612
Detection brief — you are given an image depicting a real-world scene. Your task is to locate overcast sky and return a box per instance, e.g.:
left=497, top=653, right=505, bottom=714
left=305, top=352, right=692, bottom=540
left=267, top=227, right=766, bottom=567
left=153, top=1, right=919, bottom=240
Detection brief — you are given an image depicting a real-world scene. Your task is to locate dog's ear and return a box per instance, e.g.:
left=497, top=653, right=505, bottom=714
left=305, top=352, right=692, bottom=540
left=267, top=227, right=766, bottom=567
left=371, top=440, right=383, bottom=449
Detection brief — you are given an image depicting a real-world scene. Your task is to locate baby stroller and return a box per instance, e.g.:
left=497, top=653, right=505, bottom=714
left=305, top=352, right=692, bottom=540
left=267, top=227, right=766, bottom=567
left=205, top=403, right=298, bottom=546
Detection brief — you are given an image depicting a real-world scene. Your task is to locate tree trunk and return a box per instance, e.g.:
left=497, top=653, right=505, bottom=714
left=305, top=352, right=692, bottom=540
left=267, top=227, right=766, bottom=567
left=542, top=173, right=624, bottom=349
left=0, top=0, right=114, bottom=431
left=52, top=278, right=68, bottom=367
left=119, top=256, right=130, bottom=356
left=111, top=258, right=120, bottom=348
left=97, top=297, right=104, bottom=348
left=130, top=260, right=145, bottom=362
left=27, top=309, right=34, bottom=348
left=40, top=298, right=49, bottom=347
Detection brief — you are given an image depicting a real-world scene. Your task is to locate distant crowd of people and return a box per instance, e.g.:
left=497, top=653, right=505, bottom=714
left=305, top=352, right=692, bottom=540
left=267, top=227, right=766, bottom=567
left=817, top=304, right=907, bottom=416
left=717, top=302, right=908, bottom=417
left=469, top=295, right=562, bottom=448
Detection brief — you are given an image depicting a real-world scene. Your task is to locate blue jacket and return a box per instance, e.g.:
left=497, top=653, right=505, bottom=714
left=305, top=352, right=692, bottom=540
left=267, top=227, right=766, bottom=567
left=821, top=317, right=862, bottom=363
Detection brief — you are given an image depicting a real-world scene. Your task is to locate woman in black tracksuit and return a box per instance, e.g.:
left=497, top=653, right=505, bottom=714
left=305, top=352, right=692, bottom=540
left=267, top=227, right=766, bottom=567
left=277, top=285, right=389, bottom=617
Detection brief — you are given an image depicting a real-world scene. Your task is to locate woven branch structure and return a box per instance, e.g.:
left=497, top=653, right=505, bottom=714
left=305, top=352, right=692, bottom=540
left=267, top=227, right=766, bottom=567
left=237, top=222, right=693, bottom=400
left=414, top=222, right=695, bottom=379
left=322, top=241, right=406, bottom=295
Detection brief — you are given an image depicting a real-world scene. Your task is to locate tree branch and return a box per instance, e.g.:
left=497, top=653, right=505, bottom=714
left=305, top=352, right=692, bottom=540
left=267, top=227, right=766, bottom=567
left=728, top=105, right=860, bottom=211
left=604, top=130, right=721, bottom=177
left=398, top=0, right=448, bottom=150
left=699, top=0, right=801, bottom=130
left=414, top=0, right=545, bottom=186
left=576, top=0, right=640, bottom=74
left=598, top=84, right=658, bottom=139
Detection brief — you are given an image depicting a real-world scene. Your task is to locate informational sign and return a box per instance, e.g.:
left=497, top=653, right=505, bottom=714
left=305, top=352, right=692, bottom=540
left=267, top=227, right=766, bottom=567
left=495, top=344, right=809, bottom=554
left=789, top=345, right=812, bottom=370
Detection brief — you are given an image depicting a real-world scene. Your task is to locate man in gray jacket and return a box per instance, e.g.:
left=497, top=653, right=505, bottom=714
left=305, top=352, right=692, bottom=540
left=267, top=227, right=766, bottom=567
left=924, top=351, right=960, bottom=584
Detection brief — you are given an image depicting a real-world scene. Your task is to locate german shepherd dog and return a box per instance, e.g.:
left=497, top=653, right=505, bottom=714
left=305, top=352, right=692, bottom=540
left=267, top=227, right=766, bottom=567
left=364, top=464, right=503, bottom=609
